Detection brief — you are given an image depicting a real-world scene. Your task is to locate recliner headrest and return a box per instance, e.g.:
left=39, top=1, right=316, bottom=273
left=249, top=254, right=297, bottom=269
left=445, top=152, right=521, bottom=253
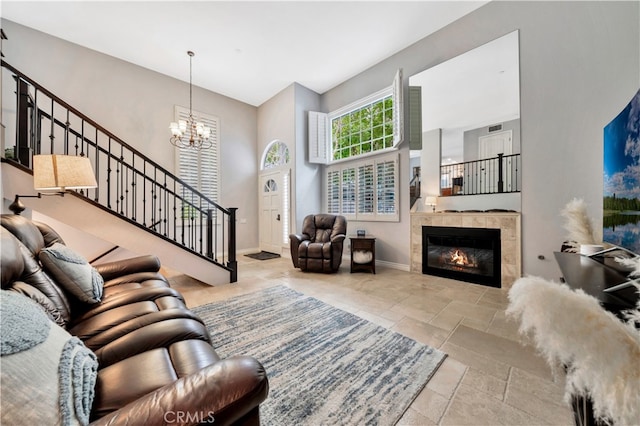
left=1, top=214, right=48, bottom=254
left=0, top=228, right=25, bottom=289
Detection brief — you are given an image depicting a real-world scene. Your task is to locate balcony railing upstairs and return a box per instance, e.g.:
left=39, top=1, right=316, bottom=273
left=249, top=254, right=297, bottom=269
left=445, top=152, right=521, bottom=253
left=440, top=153, right=521, bottom=196
left=2, top=61, right=237, bottom=282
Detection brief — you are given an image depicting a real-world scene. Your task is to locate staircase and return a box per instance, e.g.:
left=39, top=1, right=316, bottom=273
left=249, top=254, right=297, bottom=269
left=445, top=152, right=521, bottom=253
left=1, top=60, right=237, bottom=283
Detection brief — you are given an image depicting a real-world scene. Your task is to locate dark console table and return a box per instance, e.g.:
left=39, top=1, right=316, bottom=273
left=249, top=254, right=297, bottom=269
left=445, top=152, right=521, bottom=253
left=555, top=251, right=638, bottom=426
left=554, top=251, right=638, bottom=318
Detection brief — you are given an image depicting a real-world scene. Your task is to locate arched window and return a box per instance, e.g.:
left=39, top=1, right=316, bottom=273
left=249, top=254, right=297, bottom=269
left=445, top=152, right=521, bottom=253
left=262, top=140, right=290, bottom=170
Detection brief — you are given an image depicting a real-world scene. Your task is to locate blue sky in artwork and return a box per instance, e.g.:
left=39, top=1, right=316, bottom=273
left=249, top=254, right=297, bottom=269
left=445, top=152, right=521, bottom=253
left=603, top=88, right=640, bottom=199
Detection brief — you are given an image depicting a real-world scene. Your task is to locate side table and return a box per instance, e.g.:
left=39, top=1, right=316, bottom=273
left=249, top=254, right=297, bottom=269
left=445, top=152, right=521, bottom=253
left=350, top=236, right=376, bottom=274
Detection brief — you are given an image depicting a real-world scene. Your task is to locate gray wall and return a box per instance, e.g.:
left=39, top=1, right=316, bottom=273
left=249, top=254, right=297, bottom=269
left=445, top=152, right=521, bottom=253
left=293, top=84, right=323, bottom=232
left=1, top=19, right=260, bottom=251
left=256, top=82, right=322, bottom=242
left=320, top=1, right=639, bottom=278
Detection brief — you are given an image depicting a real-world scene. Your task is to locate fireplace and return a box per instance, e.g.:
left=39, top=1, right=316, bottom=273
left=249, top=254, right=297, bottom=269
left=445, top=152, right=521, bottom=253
left=422, top=226, right=501, bottom=287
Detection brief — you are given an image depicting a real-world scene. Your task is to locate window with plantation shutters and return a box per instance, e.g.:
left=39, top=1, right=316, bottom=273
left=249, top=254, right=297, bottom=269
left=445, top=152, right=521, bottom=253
left=327, top=169, right=341, bottom=214
left=376, top=158, right=397, bottom=215
left=358, top=164, right=374, bottom=215
left=325, top=152, right=398, bottom=222
left=175, top=106, right=219, bottom=212
left=341, top=167, right=356, bottom=215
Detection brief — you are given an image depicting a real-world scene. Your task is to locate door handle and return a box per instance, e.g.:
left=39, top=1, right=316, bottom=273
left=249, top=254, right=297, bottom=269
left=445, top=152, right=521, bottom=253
left=276, top=214, right=281, bottom=221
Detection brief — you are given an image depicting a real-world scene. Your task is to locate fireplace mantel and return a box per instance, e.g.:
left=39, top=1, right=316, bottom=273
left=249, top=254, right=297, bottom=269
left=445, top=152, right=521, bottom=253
left=410, top=211, right=521, bottom=288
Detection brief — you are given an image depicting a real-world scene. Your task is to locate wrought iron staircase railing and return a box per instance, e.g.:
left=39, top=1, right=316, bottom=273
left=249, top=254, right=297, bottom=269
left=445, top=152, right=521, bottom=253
left=440, top=153, right=521, bottom=197
left=1, top=61, right=237, bottom=282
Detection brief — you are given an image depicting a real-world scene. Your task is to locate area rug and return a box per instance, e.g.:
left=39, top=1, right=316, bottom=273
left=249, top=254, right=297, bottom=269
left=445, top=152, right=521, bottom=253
left=244, top=251, right=281, bottom=260
left=192, top=285, right=446, bottom=425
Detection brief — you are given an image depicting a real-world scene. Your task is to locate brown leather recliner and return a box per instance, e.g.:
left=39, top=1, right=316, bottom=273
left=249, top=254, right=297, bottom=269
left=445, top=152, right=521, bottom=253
left=1, top=214, right=268, bottom=426
left=289, top=214, right=347, bottom=273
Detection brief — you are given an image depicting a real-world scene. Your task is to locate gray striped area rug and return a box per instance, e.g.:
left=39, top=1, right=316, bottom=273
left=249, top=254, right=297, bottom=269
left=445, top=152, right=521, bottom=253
left=192, top=285, right=446, bottom=425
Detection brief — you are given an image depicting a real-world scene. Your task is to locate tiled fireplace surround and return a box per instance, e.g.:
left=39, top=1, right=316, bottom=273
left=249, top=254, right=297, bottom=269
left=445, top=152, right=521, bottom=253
left=410, top=212, right=522, bottom=288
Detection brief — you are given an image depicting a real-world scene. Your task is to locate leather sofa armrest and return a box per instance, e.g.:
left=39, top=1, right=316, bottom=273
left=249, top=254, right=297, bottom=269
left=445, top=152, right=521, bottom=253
left=90, top=356, right=269, bottom=426
left=331, top=233, right=346, bottom=244
left=289, top=233, right=309, bottom=244
left=289, top=234, right=309, bottom=268
left=94, top=255, right=161, bottom=281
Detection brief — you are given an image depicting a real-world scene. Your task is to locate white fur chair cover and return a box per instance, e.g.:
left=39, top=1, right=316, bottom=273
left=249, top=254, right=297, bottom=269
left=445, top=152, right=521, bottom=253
left=507, top=276, right=640, bottom=425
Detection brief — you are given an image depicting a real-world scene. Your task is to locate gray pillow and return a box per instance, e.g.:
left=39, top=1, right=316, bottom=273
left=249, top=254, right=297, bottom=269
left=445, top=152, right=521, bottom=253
left=39, top=243, right=103, bottom=304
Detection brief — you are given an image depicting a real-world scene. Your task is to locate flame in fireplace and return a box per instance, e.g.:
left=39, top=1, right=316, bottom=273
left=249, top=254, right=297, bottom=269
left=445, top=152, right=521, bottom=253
left=449, top=249, right=477, bottom=268
left=450, top=249, right=468, bottom=265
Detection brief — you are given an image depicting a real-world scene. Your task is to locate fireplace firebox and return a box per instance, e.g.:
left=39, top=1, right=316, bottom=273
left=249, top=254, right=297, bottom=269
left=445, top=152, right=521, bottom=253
left=422, top=226, right=501, bottom=287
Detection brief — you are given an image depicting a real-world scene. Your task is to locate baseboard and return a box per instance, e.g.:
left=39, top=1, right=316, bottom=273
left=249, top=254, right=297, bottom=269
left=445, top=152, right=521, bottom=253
left=376, top=260, right=410, bottom=271
left=238, top=247, right=260, bottom=255
left=340, top=254, right=409, bottom=272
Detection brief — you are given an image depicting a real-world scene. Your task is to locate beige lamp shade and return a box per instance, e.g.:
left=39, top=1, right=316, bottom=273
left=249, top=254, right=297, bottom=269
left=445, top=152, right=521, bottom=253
left=33, top=155, right=97, bottom=191
left=424, top=196, right=438, bottom=206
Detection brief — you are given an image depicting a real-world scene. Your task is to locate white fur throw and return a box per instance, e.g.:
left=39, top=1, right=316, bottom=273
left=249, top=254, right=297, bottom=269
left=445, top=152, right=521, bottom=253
left=507, top=276, right=640, bottom=425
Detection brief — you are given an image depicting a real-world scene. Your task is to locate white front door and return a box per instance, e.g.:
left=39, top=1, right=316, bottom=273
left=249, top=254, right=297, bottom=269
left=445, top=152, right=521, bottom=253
left=259, top=171, right=282, bottom=254
left=478, top=130, right=513, bottom=192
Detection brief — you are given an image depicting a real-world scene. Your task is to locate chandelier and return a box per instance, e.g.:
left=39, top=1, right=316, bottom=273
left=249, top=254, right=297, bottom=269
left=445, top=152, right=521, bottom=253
left=169, top=51, right=212, bottom=149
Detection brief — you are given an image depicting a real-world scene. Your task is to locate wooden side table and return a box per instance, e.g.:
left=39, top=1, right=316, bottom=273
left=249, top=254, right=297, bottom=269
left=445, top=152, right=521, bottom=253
left=350, top=236, right=376, bottom=274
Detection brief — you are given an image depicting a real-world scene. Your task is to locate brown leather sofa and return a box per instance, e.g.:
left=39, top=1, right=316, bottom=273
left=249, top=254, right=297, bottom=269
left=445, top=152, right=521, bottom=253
left=289, top=214, right=347, bottom=273
left=1, top=214, right=268, bottom=425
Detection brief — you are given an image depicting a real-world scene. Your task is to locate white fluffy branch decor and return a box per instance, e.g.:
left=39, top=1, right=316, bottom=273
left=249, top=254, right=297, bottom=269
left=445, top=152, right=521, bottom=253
left=615, top=256, right=640, bottom=278
left=507, top=276, right=640, bottom=425
left=561, top=198, right=597, bottom=250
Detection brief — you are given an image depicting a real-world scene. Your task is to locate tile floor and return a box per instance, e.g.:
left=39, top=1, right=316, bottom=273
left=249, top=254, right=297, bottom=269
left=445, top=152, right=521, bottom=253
left=167, top=256, right=575, bottom=426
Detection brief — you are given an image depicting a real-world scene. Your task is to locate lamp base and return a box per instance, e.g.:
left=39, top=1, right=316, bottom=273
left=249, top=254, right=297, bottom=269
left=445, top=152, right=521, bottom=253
left=8, top=195, right=25, bottom=215
left=8, top=193, right=43, bottom=215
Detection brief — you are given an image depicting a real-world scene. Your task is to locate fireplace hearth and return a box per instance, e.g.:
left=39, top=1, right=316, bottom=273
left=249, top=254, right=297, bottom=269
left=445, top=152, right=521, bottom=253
left=422, top=226, right=501, bottom=287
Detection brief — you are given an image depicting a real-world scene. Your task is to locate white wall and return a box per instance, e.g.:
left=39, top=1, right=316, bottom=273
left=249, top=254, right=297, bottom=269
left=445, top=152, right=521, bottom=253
left=1, top=19, right=260, bottom=252
left=320, top=1, right=639, bottom=278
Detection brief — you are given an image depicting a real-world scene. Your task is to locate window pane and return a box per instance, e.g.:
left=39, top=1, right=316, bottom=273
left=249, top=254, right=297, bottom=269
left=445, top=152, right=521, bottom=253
left=327, top=170, right=340, bottom=214
left=263, top=141, right=290, bottom=169
left=342, top=168, right=356, bottom=214
left=358, top=164, right=374, bottom=214
left=377, top=160, right=396, bottom=214
left=329, top=94, right=393, bottom=162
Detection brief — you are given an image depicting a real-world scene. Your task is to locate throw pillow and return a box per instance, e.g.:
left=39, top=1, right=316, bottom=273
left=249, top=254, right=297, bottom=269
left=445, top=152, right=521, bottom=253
left=1, top=291, right=98, bottom=426
left=39, top=243, right=104, bottom=304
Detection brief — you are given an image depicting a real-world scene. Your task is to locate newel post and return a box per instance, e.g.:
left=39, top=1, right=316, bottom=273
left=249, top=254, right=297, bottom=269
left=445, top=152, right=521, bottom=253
left=497, top=153, right=504, bottom=193
left=228, top=207, right=238, bottom=283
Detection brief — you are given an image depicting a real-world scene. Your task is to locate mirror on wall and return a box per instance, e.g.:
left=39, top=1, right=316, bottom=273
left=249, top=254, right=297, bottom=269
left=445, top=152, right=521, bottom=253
left=409, top=30, right=520, bottom=210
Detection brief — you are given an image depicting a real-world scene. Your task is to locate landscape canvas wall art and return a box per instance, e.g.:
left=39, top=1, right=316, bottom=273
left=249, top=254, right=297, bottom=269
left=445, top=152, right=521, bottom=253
left=603, top=88, right=640, bottom=254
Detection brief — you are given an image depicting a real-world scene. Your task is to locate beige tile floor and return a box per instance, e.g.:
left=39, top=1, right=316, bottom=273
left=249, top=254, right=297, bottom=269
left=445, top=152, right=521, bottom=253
left=167, top=256, right=575, bottom=426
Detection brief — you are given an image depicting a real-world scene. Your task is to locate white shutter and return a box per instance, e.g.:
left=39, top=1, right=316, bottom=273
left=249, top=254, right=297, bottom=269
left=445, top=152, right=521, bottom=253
left=357, top=164, right=374, bottom=215
left=175, top=106, right=219, bottom=204
left=408, top=85, right=422, bottom=150
left=392, top=68, right=404, bottom=147
left=376, top=157, right=398, bottom=216
left=341, top=167, right=356, bottom=215
left=282, top=169, right=290, bottom=244
left=327, top=169, right=340, bottom=214
left=308, top=111, right=329, bottom=164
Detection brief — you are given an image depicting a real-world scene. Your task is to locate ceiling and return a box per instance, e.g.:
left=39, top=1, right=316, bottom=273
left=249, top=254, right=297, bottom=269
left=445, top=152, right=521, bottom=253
left=410, top=29, right=520, bottom=133
left=1, top=1, right=488, bottom=106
